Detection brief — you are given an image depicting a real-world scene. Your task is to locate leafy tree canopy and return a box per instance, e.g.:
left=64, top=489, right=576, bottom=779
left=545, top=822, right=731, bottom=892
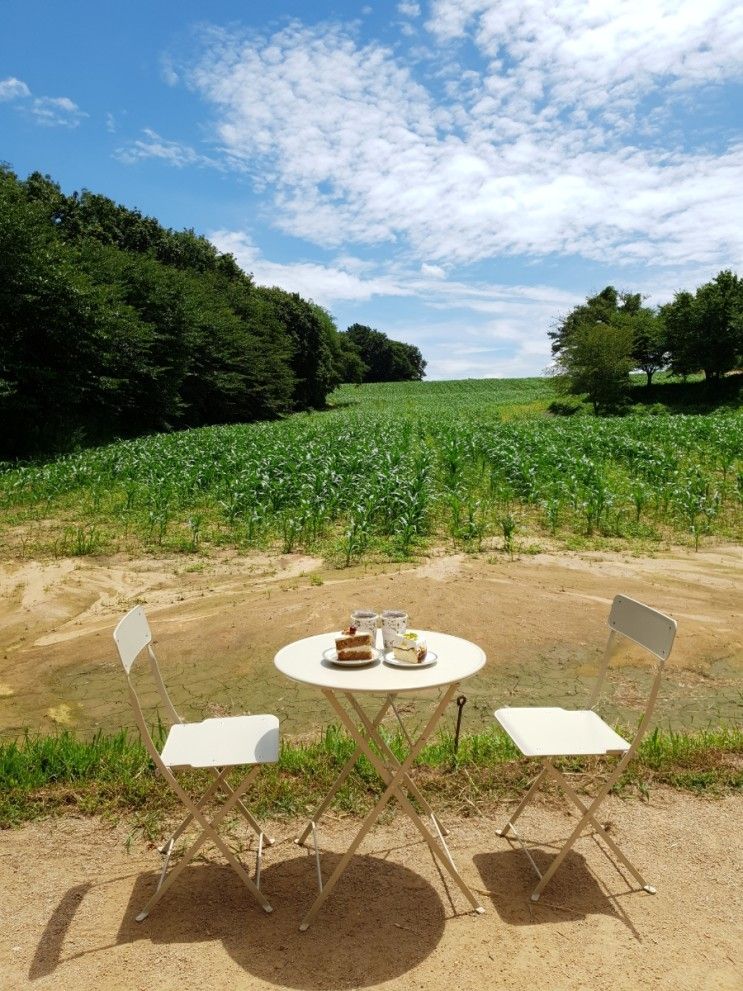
left=0, top=165, right=429, bottom=458
left=661, top=270, right=743, bottom=381
left=552, top=320, right=635, bottom=414
left=549, top=273, right=742, bottom=414
left=550, top=285, right=666, bottom=386
left=344, top=324, right=426, bottom=383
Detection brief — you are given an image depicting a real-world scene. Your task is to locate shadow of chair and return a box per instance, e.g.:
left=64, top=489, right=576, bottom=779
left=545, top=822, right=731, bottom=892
left=473, top=834, right=642, bottom=940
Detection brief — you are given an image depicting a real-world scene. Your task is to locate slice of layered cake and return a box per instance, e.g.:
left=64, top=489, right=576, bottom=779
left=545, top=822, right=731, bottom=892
left=335, top=628, right=374, bottom=661
left=392, top=631, right=428, bottom=663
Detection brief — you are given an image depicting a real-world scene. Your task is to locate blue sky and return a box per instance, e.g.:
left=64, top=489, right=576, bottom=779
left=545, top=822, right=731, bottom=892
left=2, top=1, right=741, bottom=378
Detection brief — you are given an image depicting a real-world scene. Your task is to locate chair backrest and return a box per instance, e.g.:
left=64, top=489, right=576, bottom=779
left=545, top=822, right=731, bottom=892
left=113, top=606, right=182, bottom=739
left=113, top=605, right=152, bottom=673
left=608, top=595, right=677, bottom=664
left=590, top=595, right=677, bottom=741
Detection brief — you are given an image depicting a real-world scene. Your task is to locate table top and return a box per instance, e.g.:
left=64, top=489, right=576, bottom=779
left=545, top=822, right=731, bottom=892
left=273, top=629, right=486, bottom=694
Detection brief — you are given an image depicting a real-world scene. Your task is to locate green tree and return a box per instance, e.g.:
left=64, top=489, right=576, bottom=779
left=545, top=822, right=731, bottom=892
left=334, top=334, right=367, bottom=384
left=2, top=163, right=402, bottom=458
left=551, top=285, right=669, bottom=393
left=630, top=309, right=668, bottom=386
left=660, top=290, right=697, bottom=378
left=0, top=167, right=123, bottom=455
left=345, top=324, right=426, bottom=382
left=553, top=321, right=635, bottom=414
left=220, top=276, right=295, bottom=420
left=257, top=288, right=339, bottom=409
left=661, top=272, right=743, bottom=382
left=549, top=286, right=623, bottom=358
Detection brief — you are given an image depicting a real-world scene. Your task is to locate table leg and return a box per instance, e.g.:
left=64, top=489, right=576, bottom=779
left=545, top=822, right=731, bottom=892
left=298, top=688, right=483, bottom=929
left=346, top=693, right=450, bottom=837
left=294, top=696, right=394, bottom=847
left=341, top=689, right=482, bottom=913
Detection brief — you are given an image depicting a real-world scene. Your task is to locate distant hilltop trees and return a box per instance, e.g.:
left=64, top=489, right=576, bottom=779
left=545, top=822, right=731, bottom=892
left=0, top=166, right=425, bottom=459
left=550, top=276, right=743, bottom=413
left=343, top=323, right=426, bottom=384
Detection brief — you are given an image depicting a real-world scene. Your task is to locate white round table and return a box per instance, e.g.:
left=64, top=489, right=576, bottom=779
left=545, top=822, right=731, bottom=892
left=273, top=629, right=486, bottom=694
left=273, top=628, right=487, bottom=929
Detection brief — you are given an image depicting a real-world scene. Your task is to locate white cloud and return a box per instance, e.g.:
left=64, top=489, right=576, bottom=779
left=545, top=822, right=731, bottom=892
left=398, top=2, right=421, bottom=16
left=387, top=304, right=566, bottom=379
left=29, top=96, right=87, bottom=127
left=209, top=228, right=583, bottom=376
left=426, top=1, right=743, bottom=113
left=211, top=227, right=581, bottom=309
left=161, top=55, right=179, bottom=87
left=0, top=77, right=30, bottom=101
left=114, top=128, right=223, bottom=168
left=406, top=279, right=581, bottom=378
left=209, top=230, right=409, bottom=303
left=0, top=77, right=87, bottom=127
left=185, top=19, right=743, bottom=272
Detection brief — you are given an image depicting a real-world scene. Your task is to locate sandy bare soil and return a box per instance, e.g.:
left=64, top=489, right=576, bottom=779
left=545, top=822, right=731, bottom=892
left=1, top=546, right=741, bottom=989
left=0, top=545, right=741, bottom=737
left=1, top=792, right=741, bottom=991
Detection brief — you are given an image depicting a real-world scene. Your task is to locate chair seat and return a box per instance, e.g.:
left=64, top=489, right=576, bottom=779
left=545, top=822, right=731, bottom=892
left=160, top=714, right=280, bottom=768
left=494, top=707, right=630, bottom=757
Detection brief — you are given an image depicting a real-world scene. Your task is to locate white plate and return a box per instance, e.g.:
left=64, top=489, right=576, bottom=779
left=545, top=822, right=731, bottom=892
left=323, top=647, right=380, bottom=667
left=383, top=650, right=438, bottom=669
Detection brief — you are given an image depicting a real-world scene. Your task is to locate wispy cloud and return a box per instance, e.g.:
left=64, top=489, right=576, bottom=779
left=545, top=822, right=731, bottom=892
left=209, top=230, right=409, bottom=303
left=114, top=128, right=224, bottom=168
left=0, top=76, right=86, bottom=127
left=30, top=96, right=87, bottom=128
left=427, top=0, right=743, bottom=116
left=185, top=15, right=743, bottom=272
left=105, top=6, right=741, bottom=375
left=161, top=55, right=179, bottom=87
left=209, top=228, right=582, bottom=377
left=0, top=77, right=30, bottom=101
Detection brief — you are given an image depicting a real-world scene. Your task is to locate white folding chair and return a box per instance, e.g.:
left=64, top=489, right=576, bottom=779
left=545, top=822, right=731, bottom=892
left=494, top=594, right=677, bottom=901
left=113, top=605, right=279, bottom=921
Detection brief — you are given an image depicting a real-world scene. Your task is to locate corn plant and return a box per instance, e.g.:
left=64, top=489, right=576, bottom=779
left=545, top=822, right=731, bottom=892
left=0, top=383, right=740, bottom=557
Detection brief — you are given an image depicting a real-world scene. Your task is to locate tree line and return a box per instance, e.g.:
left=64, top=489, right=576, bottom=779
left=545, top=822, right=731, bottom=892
left=549, top=273, right=743, bottom=413
left=0, top=167, right=425, bottom=459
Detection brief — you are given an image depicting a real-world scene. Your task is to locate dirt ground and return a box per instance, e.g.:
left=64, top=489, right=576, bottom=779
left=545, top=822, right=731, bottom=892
left=1, top=792, right=741, bottom=991
left=0, top=544, right=741, bottom=737
left=1, top=546, right=741, bottom=990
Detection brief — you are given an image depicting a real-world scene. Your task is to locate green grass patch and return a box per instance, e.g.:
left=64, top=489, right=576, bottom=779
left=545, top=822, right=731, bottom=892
left=1, top=725, right=740, bottom=833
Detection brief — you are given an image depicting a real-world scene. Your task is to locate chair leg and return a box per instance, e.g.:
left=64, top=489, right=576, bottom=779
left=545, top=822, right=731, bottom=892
left=530, top=767, right=652, bottom=901
left=216, top=770, right=274, bottom=846
left=496, top=762, right=549, bottom=837
left=160, top=768, right=271, bottom=852
left=137, top=767, right=272, bottom=922
left=547, top=766, right=655, bottom=894
left=160, top=770, right=227, bottom=851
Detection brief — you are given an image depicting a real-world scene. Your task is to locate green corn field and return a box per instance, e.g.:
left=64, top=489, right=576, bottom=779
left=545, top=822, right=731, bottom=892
left=1, top=378, right=741, bottom=560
